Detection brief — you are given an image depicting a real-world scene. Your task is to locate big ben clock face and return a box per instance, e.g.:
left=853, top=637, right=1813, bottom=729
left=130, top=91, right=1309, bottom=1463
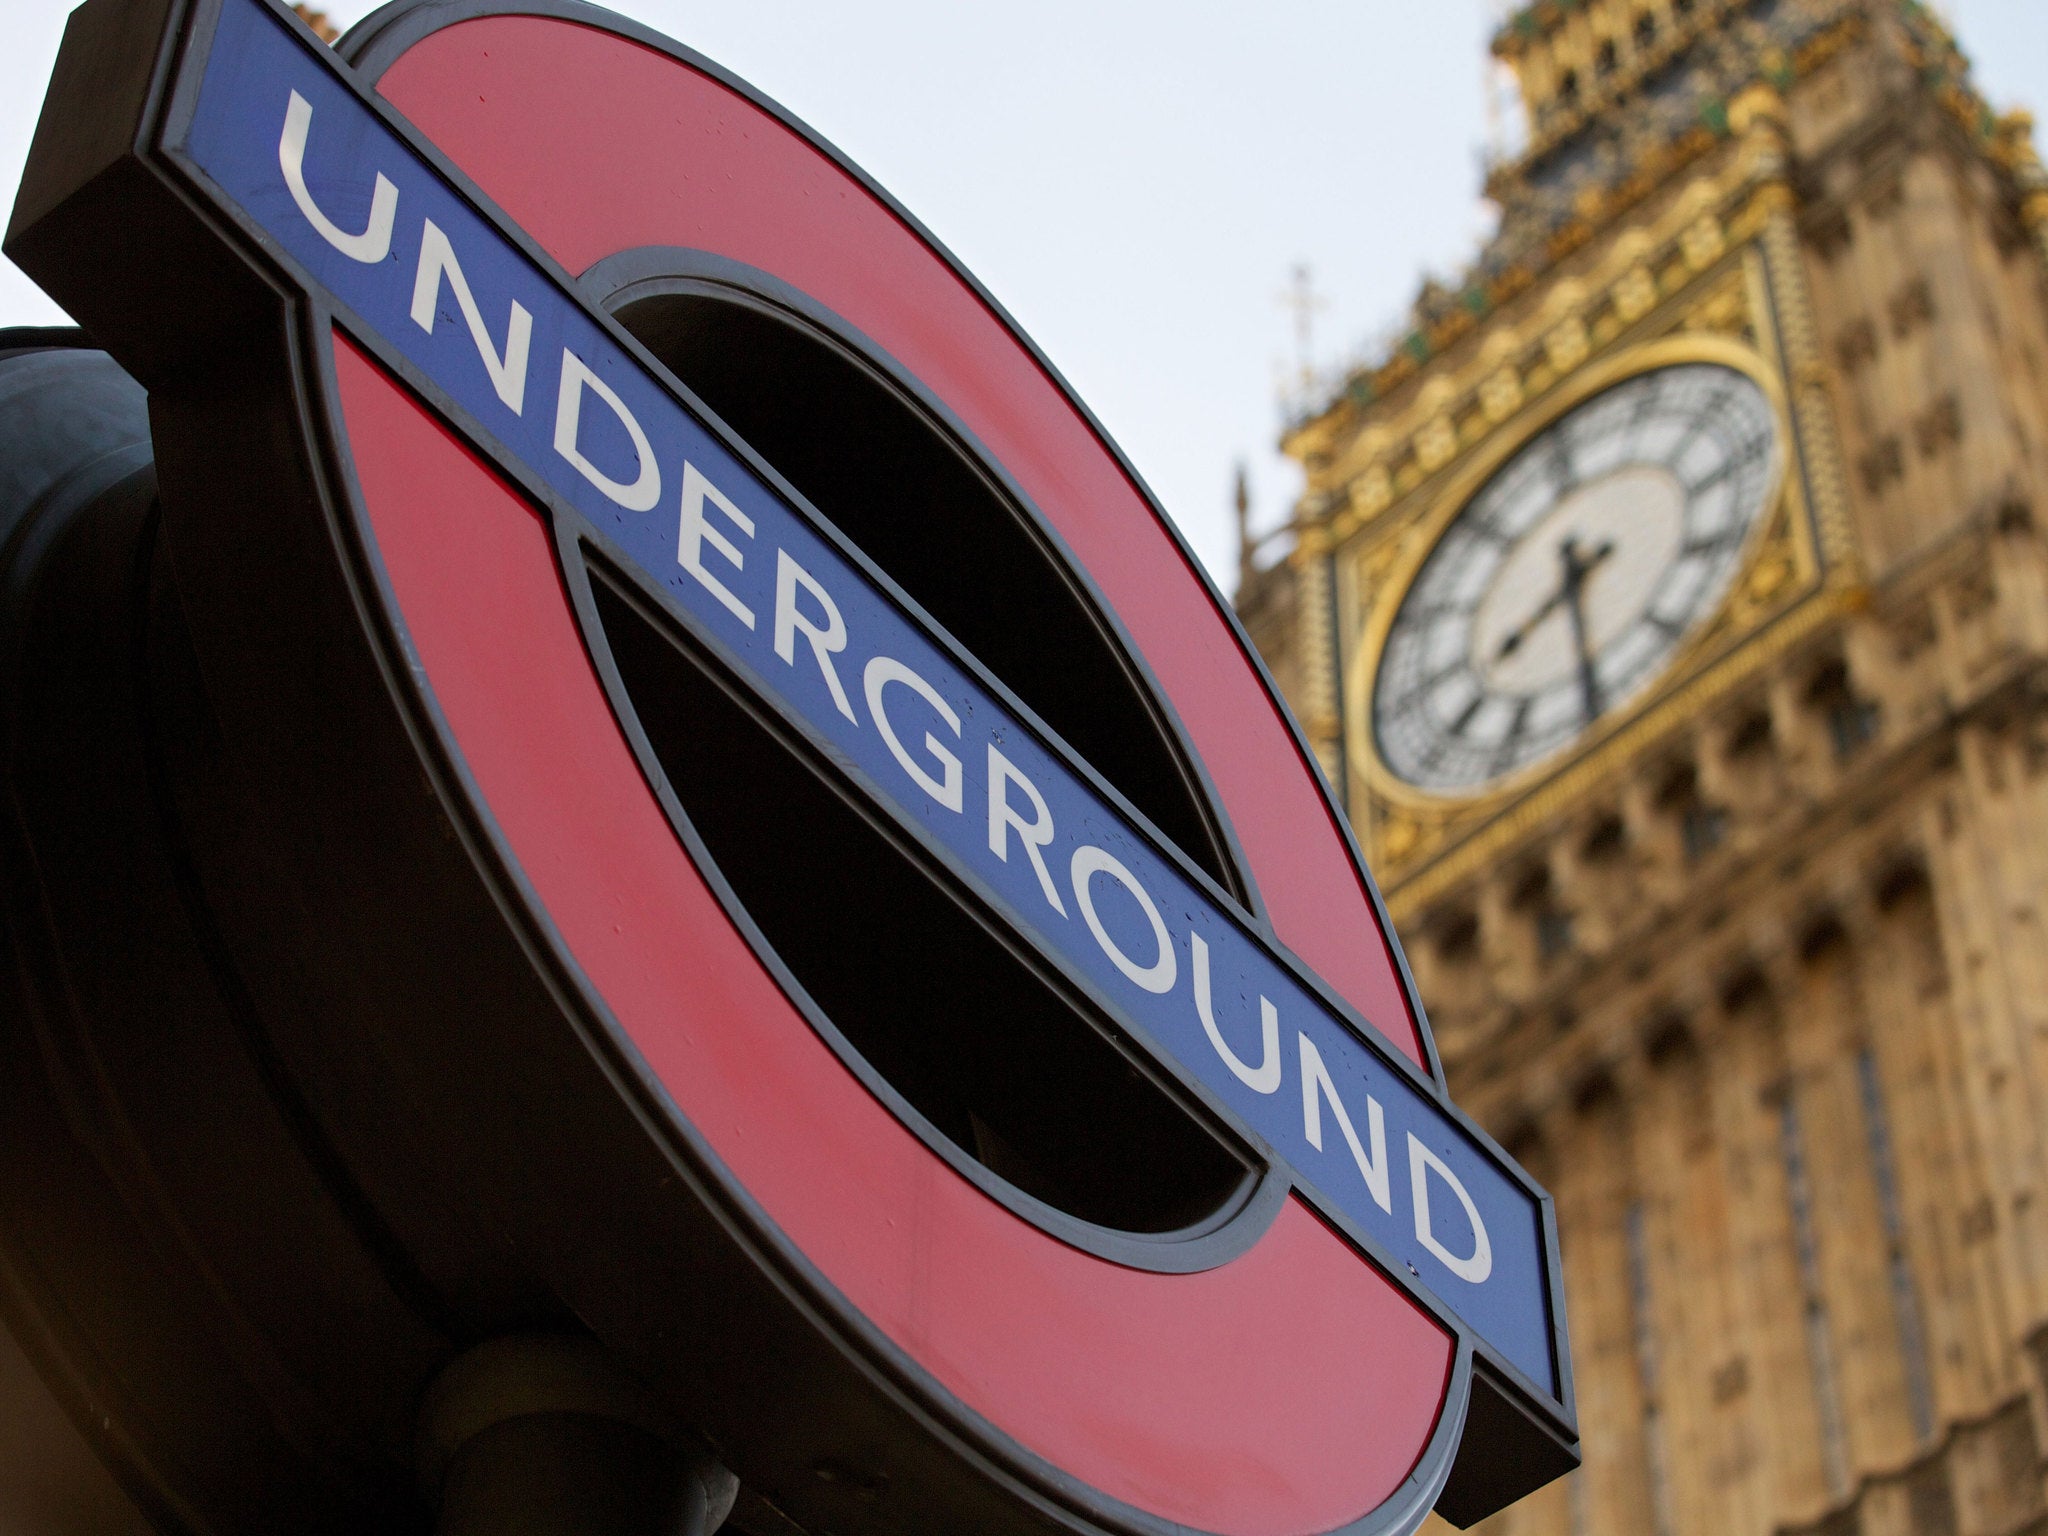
left=1373, top=362, right=1782, bottom=794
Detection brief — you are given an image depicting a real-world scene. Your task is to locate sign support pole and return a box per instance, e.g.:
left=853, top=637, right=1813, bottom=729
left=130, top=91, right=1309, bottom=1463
left=418, top=1335, right=739, bottom=1536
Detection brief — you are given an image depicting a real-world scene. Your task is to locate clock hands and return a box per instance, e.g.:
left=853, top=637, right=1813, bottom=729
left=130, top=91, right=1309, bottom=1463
left=1493, top=533, right=1615, bottom=725
left=1493, top=590, right=1565, bottom=662
left=1377, top=365, right=1784, bottom=794
left=1558, top=535, right=1610, bottom=726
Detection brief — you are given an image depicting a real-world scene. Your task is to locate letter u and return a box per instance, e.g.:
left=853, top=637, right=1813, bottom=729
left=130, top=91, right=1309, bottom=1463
left=278, top=91, right=397, bottom=263
left=1190, top=934, right=1281, bottom=1093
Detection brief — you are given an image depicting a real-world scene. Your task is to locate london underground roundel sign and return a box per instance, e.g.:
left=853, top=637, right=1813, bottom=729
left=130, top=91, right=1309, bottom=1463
left=8, top=0, right=1576, bottom=1530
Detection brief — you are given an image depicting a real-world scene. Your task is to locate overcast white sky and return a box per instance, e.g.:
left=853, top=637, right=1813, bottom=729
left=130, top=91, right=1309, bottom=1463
left=2, top=0, right=2044, bottom=590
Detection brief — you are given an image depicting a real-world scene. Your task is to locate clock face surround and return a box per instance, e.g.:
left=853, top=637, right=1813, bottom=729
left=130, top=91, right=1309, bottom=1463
left=1373, top=362, right=1782, bottom=795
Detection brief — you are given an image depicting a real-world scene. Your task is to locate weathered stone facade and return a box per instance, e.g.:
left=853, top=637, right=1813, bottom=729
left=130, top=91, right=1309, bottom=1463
left=1241, top=4, right=2048, bottom=1533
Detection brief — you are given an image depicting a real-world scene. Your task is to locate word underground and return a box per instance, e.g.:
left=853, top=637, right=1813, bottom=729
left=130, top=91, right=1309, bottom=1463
left=181, top=0, right=1557, bottom=1395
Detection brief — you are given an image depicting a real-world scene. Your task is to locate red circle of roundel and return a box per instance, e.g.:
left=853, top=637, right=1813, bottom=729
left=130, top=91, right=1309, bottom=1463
left=334, top=10, right=1454, bottom=1534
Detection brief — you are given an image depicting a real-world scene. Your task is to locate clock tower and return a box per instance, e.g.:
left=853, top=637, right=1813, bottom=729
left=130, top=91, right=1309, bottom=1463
left=1244, top=2, right=2048, bottom=1533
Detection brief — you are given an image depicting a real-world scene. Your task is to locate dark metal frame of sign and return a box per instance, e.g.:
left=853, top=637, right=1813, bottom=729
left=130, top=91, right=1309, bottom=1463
left=3, top=0, right=1576, bottom=1531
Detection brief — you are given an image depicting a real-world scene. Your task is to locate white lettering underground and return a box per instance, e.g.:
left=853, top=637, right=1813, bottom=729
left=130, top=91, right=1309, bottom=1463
left=270, top=87, right=1501, bottom=1298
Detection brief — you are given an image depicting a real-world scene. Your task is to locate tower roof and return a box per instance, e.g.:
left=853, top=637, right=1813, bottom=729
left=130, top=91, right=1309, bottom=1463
left=1292, top=0, right=2018, bottom=440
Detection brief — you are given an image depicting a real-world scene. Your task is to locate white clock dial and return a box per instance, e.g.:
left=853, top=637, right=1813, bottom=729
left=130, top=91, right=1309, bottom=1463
left=1372, top=362, right=1781, bottom=794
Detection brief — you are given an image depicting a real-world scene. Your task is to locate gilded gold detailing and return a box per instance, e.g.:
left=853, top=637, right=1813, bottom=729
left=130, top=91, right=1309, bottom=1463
left=1755, top=197, right=1861, bottom=586
left=1732, top=506, right=1801, bottom=621
left=1612, top=266, right=1657, bottom=324
left=1289, top=0, right=2046, bottom=452
left=1293, top=553, right=1340, bottom=780
left=1479, top=366, right=1524, bottom=424
left=1323, top=223, right=1861, bottom=901
left=1680, top=271, right=1753, bottom=340
left=1728, top=81, right=1788, bottom=138
left=1543, top=317, right=1590, bottom=375
left=1346, top=532, right=1412, bottom=627
left=1415, top=415, right=1458, bottom=472
left=1279, top=3, right=1958, bottom=899
left=1344, top=318, right=1830, bottom=888
left=1375, top=811, right=1422, bottom=864
left=1350, top=465, right=1393, bottom=519
left=1307, top=164, right=1783, bottom=513
left=1681, top=213, right=1727, bottom=272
